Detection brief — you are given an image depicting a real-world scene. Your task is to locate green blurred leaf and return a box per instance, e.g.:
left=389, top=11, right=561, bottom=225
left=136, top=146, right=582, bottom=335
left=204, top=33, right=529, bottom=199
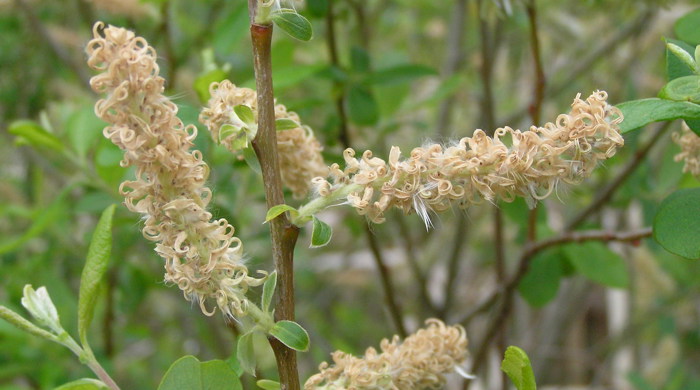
left=350, top=46, right=371, bottom=73
left=616, top=98, right=700, bottom=133
left=54, top=379, right=109, bottom=390
left=674, top=8, right=700, bottom=46
left=518, top=250, right=563, bottom=307
left=8, top=120, right=63, bottom=151
left=347, top=85, right=379, bottom=126
left=194, top=69, right=228, bottom=103
left=268, top=320, right=309, bottom=352
left=256, top=379, right=281, bottom=390
left=659, top=75, right=700, bottom=103
left=66, top=108, right=104, bottom=160
left=272, top=65, right=325, bottom=91
left=271, top=10, right=313, bottom=41
left=369, top=64, right=437, bottom=86
left=654, top=188, right=700, bottom=259
left=501, top=346, right=537, bottom=390
left=236, top=331, right=257, bottom=376
left=262, top=271, right=277, bottom=313
left=275, top=118, right=300, bottom=131
left=265, top=205, right=298, bottom=222
left=563, top=242, right=629, bottom=288
left=78, top=204, right=116, bottom=349
left=666, top=39, right=696, bottom=81
left=158, top=356, right=242, bottom=390
left=305, top=0, right=328, bottom=18
left=310, top=216, right=332, bottom=248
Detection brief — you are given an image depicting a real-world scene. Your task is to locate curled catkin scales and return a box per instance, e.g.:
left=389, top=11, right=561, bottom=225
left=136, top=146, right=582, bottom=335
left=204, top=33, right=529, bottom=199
left=673, top=125, right=700, bottom=179
left=199, top=80, right=328, bottom=199
left=86, top=22, right=263, bottom=318
left=311, top=91, right=623, bottom=225
left=304, top=319, right=468, bottom=390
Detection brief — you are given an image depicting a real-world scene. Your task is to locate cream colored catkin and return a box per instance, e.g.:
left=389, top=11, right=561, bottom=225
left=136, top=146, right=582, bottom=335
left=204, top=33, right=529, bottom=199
left=311, top=91, right=624, bottom=225
left=305, top=319, right=468, bottom=390
left=673, top=124, right=700, bottom=179
left=86, top=22, right=263, bottom=319
left=199, top=80, right=328, bottom=199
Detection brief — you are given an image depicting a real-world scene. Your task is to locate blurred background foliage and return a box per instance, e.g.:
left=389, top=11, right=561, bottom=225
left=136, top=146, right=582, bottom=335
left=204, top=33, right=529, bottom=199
left=1, top=0, right=700, bottom=389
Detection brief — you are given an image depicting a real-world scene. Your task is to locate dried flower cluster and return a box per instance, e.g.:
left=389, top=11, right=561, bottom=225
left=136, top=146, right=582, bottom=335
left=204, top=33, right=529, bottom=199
left=673, top=125, right=700, bottom=179
left=305, top=319, right=468, bottom=390
left=86, top=22, right=263, bottom=318
left=312, top=91, right=623, bottom=225
left=199, top=80, right=328, bottom=198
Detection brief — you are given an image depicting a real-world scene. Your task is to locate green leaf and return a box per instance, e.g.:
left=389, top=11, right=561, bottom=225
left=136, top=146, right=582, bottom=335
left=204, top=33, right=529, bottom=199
left=158, top=356, right=242, bottom=390
left=310, top=216, right=332, bottom=248
left=236, top=331, right=257, bottom=376
left=369, top=64, right=437, bottom=86
left=54, top=378, right=109, bottom=390
left=305, top=0, right=328, bottom=18
left=659, top=75, right=700, bottom=103
left=0, top=305, right=58, bottom=342
left=262, top=271, right=277, bottom=313
left=347, top=85, right=379, bottom=126
left=271, top=10, right=313, bottom=41
left=78, top=205, right=116, bottom=349
left=563, top=242, right=629, bottom=288
left=265, top=204, right=298, bottom=222
left=268, top=320, right=309, bottom=352
left=616, top=98, right=700, bottom=133
left=275, top=118, right=300, bottom=131
left=654, top=188, right=700, bottom=259
left=666, top=42, right=699, bottom=74
left=8, top=120, right=63, bottom=151
left=234, top=105, right=256, bottom=126
left=256, top=379, right=281, bottom=390
left=218, top=124, right=242, bottom=144
left=517, top=249, right=563, bottom=307
left=674, top=8, right=700, bottom=46
left=666, top=39, right=696, bottom=80
left=350, top=46, right=371, bottom=73
left=685, top=118, right=700, bottom=136
left=501, top=346, right=537, bottom=390
left=66, top=108, right=104, bottom=160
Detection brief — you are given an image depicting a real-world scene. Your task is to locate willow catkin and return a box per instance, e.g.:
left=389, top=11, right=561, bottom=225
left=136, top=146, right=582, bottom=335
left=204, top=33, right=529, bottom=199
left=199, top=80, right=328, bottom=199
left=311, top=91, right=624, bottom=225
left=673, top=124, right=700, bottom=179
left=86, top=22, right=263, bottom=318
left=305, top=319, right=468, bottom=390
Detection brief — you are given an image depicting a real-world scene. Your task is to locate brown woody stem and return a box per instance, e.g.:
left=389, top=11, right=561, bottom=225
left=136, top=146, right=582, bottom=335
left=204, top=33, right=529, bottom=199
left=249, top=20, right=301, bottom=390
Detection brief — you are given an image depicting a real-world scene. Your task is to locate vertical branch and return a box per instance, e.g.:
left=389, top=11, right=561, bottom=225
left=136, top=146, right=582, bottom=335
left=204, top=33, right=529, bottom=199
left=325, top=0, right=351, bottom=148
left=525, top=0, right=546, bottom=126
left=247, top=7, right=301, bottom=389
left=439, top=217, right=468, bottom=318
left=365, top=224, right=408, bottom=338
left=436, top=0, right=468, bottom=137
left=395, top=218, right=438, bottom=315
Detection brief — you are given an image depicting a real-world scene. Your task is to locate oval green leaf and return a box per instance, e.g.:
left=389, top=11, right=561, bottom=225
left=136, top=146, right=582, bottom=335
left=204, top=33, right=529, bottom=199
left=8, top=120, right=64, bottom=151
left=271, top=10, right=313, bottom=41
left=265, top=204, right=298, bottom=223
left=659, top=75, right=700, bottom=103
left=236, top=331, right=257, bottom=376
left=78, top=204, right=116, bottom=348
left=268, top=320, right=309, bottom=352
left=347, top=85, right=379, bottom=126
left=158, top=355, right=242, bottom=390
left=616, top=98, right=700, bottom=133
left=666, top=38, right=696, bottom=81
left=234, top=105, right=256, bottom=126
left=275, top=118, right=300, bottom=131
left=563, top=242, right=629, bottom=288
left=517, top=249, right=563, bottom=307
left=369, top=64, right=437, bottom=86
left=262, top=271, right=277, bottom=313
left=55, top=378, right=109, bottom=390
left=674, top=8, right=700, bottom=46
left=501, top=346, right=537, bottom=390
left=654, top=188, right=700, bottom=259
left=310, top=216, right=332, bottom=248
left=257, top=380, right=281, bottom=390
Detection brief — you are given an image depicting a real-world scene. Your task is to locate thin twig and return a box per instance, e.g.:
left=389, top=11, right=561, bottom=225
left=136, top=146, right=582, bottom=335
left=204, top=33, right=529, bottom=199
left=247, top=4, right=301, bottom=388
left=365, top=223, right=408, bottom=338
left=565, top=121, right=670, bottom=231
left=436, top=0, right=468, bottom=137
left=440, top=217, right=469, bottom=318
left=501, top=9, right=654, bottom=126
left=325, top=0, right=351, bottom=148
left=525, top=0, right=546, bottom=126
left=395, top=218, right=438, bottom=315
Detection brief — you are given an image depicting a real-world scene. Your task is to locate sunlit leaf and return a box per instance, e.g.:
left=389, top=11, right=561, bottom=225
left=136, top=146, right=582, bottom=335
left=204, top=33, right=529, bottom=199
left=501, top=346, right=537, bottom=390
left=268, top=320, right=309, bottom=352
left=310, top=216, right=332, bottom=248
left=158, top=356, right=242, bottom=390
left=616, top=98, right=700, bottom=133
left=271, top=10, right=313, bottom=41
